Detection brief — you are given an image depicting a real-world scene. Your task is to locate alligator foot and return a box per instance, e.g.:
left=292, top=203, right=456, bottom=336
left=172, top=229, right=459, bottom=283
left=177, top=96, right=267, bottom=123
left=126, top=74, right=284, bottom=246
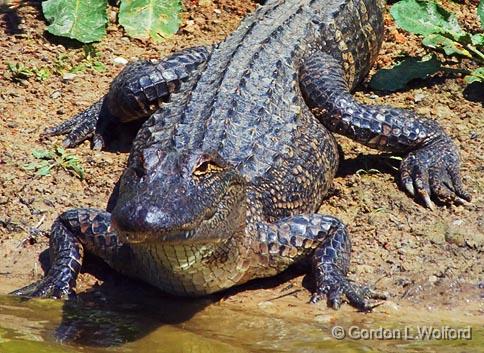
left=400, top=136, right=472, bottom=209
left=42, top=98, right=106, bottom=149
left=11, top=276, right=76, bottom=299
left=310, top=267, right=387, bottom=311
left=11, top=209, right=120, bottom=299
left=255, top=214, right=386, bottom=310
left=310, top=216, right=387, bottom=311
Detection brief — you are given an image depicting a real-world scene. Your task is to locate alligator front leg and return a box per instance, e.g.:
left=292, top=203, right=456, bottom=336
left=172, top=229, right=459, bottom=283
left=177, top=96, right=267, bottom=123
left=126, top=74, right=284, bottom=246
left=299, top=52, right=471, bottom=208
left=43, top=46, right=211, bottom=149
left=11, top=209, right=120, bottom=298
left=257, top=214, right=386, bottom=310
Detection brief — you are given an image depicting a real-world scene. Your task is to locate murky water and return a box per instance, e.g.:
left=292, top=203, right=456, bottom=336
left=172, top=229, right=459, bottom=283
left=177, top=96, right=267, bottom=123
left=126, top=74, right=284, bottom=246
left=0, top=294, right=482, bottom=353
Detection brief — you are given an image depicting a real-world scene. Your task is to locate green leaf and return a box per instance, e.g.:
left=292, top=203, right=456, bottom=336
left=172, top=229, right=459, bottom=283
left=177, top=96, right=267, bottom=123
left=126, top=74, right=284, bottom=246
left=37, top=165, right=54, bottom=176
left=34, top=68, right=51, bottom=81
left=92, top=61, right=106, bottom=72
left=478, top=0, right=484, bottom=30
left=70, top=64, right=87, bottom=74
left=119, top=0, right=182, bottom=42
left=465, top=67, right=484, bottom=84
left=7, top=63, right=33, bottom=79
left=23, top=162, right=39, bottom=171
left=390, top=0, right=467, bottom=41
left=471, top=33, right=484, bottom=47
left=67, top=162, right=85, bottom=180
left=32, top=149, right=53, bottom=159
left=55, top=145, right=66, bottom=156
left=42, top=0, right=108, bottom=43
left=369, top=56, right=442, bottom=92
left=422, top=33, right=472, bottom=58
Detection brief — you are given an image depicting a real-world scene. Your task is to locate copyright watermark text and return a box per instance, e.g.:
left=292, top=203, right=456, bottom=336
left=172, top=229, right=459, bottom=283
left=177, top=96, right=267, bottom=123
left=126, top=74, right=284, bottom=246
left=331, top=325, right=472, bottom=340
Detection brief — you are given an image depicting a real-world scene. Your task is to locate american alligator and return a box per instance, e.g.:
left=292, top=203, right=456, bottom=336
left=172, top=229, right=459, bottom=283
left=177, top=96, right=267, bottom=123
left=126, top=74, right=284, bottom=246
left=13, top=0, right=470, bottom=310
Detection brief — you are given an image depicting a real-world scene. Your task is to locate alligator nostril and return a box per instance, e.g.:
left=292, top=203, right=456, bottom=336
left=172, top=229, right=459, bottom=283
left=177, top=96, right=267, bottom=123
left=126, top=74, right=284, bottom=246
left=113, top=203, right=170, bottom=234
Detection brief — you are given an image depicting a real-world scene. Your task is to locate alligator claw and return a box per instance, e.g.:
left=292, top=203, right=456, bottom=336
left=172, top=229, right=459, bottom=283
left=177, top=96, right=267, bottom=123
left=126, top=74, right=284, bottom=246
left=92, top=133, right=105, bottom=150
left=42, top=98, right=104, bottom=149
left=11, top=277, right=75, bottom=300
left=400, top=137, right=471, bottom=208
left=311, top=270, right=387, bottom=311
left=404, top=180, right=415, bottom=196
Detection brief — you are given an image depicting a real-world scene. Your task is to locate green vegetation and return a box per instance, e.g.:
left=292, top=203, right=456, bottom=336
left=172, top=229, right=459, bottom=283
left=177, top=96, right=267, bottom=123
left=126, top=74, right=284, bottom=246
left=42, top=0, right=182, bottom=43
left=119, top=0, right=182, bottom=42
left=370, top=55, right=441, bottom=92
left=42, top=0, right=108, bottom=43
left=24, top=146, right=85, bottom=180
left=5, top=44, right=105, bottom=83
left=5, top=63, right=50, bottom=82
left=370, top=0, right=484, bottom=91
left=68, top=44, right=106, bottom=73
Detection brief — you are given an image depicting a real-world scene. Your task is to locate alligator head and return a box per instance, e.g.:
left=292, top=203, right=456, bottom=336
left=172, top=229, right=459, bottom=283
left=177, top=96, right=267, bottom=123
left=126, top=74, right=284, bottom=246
left=111, top=148, right=247, bottom=245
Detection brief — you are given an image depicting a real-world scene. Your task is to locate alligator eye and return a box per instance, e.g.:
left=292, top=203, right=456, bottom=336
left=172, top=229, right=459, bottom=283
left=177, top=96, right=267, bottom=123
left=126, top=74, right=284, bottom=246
left=193, top=160, right=224, bottom=176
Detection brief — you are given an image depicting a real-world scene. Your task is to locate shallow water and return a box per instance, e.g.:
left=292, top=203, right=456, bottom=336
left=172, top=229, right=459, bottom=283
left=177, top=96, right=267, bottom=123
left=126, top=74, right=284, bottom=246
left=1, top=294, right=482, bottom=353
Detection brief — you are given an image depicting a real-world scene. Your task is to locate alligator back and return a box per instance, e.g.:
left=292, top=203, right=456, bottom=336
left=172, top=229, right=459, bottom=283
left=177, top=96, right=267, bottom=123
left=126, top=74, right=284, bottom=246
left=130, top=0, right=384, bottom=216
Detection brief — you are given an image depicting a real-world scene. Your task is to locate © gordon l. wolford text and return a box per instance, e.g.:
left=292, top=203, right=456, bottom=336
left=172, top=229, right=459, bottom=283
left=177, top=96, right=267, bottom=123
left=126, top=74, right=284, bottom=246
left=331, top=325, right=472, bottom=340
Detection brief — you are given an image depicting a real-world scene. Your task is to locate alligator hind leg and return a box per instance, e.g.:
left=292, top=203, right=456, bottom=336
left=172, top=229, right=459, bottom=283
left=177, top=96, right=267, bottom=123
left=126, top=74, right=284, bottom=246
left=256, top=214, right=386, bottom=310
left=299, top=52, right=470, bottom=207
left=43, top=46, right=211, bottom=149
left=11, top=209, right=120, bottom=298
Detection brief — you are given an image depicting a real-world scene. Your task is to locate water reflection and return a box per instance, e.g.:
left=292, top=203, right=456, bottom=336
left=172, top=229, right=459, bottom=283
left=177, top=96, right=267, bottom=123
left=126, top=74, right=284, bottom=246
left=54, top=289, right=211, bottom=347
left=0, top=291, right=482, bottom=353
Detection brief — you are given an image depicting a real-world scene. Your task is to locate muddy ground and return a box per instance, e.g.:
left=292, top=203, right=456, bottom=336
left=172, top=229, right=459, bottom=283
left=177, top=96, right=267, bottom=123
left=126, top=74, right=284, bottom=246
left=0, top=0, right=482, bottom=326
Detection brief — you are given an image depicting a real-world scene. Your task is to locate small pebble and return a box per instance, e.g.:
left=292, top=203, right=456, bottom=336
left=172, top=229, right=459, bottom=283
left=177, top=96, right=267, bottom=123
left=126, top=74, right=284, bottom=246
left=62, top=73, right=77, bottom=81
left=50, top=90, right=62, bottom=99
left=452, top=219, right=464, bottom=226
left=414, top=93, right=425, bottom=102
left=445, top=225, right=466, bottom=247
left=113, top=56, right=128, bottom=65
left=314, top=314, right=333, bottom=323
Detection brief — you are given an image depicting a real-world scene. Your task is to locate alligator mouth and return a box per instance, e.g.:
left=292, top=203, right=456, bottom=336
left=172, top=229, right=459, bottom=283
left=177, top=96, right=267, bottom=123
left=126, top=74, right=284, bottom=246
left=116, top=182, right=245, bottom=245
left=119, top=229, right=198, bottom=244
left=119, top=229, right=197, bottom=244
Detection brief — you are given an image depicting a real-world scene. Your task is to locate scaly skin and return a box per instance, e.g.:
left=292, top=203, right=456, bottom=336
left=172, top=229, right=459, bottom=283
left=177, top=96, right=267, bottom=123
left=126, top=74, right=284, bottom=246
left=13, top=0, right=469, bottom=311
